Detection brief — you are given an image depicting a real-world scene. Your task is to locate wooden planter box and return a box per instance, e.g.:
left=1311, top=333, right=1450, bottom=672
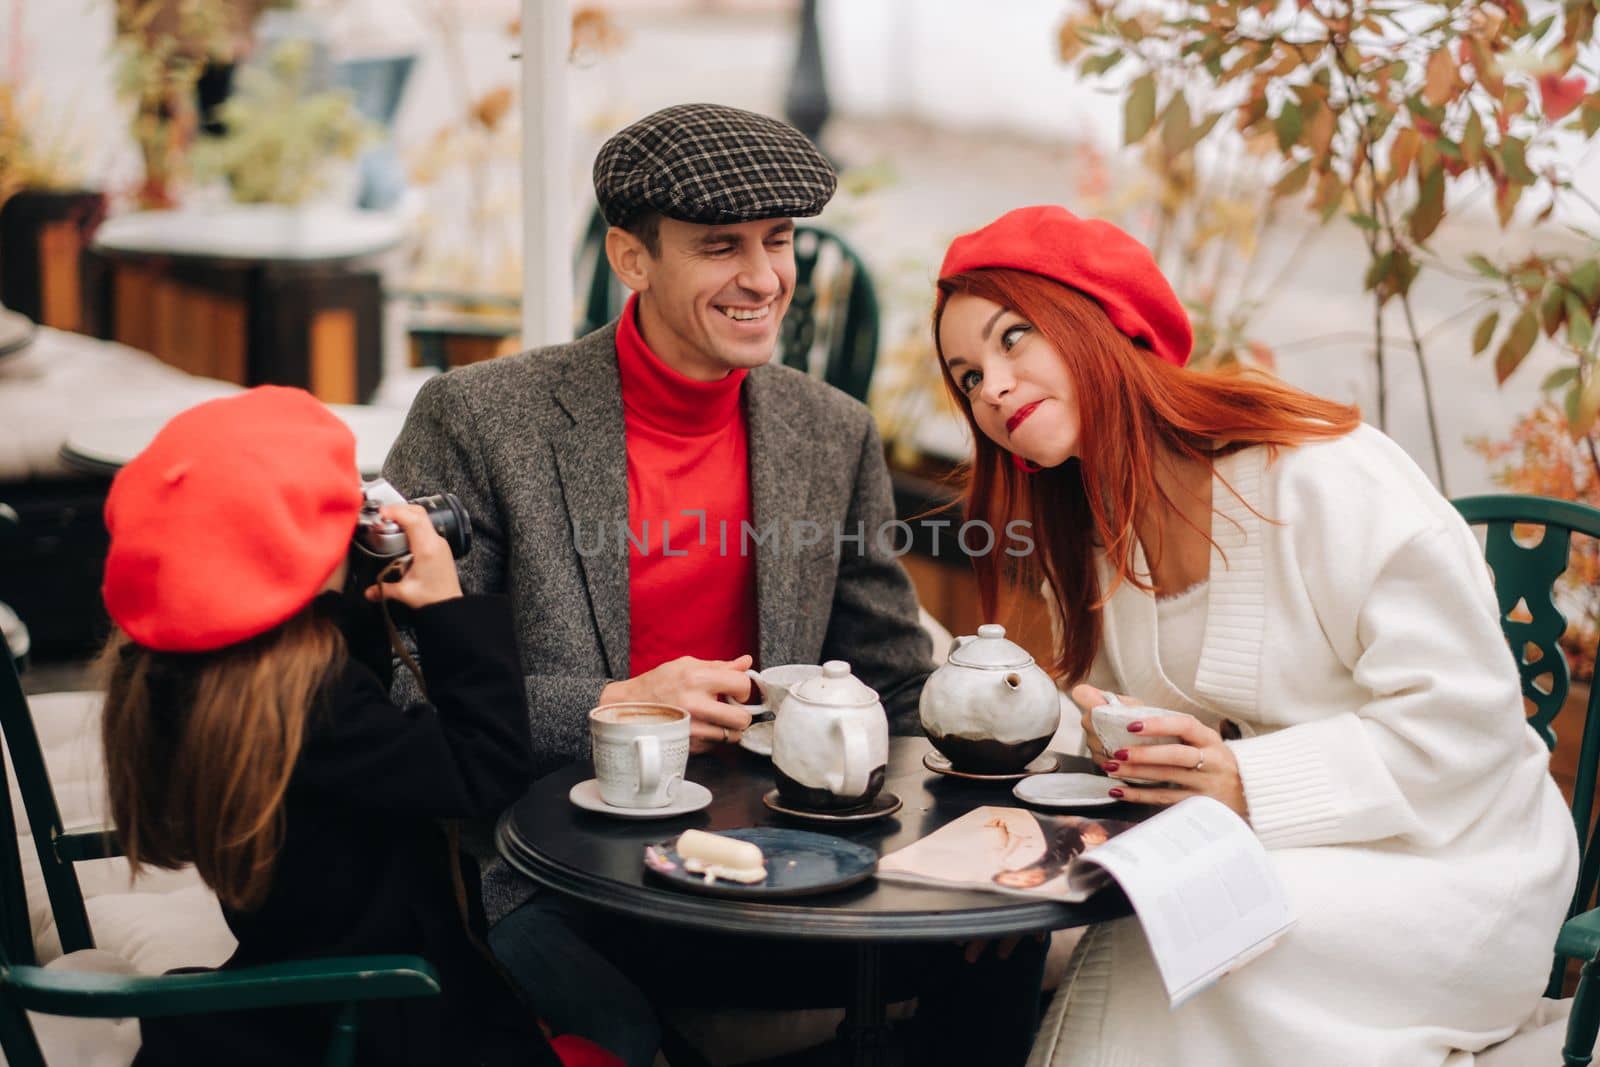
left=400, top=291, right=522, bottom=371
left=82, top=248, right=384, bottom=404
left=0, top=189, right=106, bottom=331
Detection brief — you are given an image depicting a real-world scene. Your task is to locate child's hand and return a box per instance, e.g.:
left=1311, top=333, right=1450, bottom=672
left=363, top=504, right=463, bottom=609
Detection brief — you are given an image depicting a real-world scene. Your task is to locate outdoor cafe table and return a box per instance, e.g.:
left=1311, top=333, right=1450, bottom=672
left=496, top=735, right=1144, bottom=1066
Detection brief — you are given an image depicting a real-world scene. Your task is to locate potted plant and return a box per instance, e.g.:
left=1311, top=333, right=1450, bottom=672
left=0, top=83, right=103, bottom=330
left=1058, top=0, right=1600, bottom=491
left=189, top=38, right=370, bottom=207
left=111, top=0, right=281, bottom=209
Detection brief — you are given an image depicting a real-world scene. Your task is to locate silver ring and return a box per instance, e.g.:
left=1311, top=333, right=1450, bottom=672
left=1193, top=753, right=1205, bottom=772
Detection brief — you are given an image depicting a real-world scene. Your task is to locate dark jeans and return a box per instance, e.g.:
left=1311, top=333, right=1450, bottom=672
left=490, top=892, right=1047, bottom=1067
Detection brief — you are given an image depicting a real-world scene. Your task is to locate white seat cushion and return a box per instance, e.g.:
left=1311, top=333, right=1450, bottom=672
left=8, top=691, right=235, bottom=972
left=1476, top=996, right=1593, bottom=1065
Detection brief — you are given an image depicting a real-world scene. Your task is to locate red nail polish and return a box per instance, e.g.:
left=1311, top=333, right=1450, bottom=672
left=1109, top=787, right=1125, bottom=798
left=1102, top=761, right=1119, bottom=772
left=1127, top=721, right=1144, bottom=733
left=1113, top=749, right=1129, bottom=761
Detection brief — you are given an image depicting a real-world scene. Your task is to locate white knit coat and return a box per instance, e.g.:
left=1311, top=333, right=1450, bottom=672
left=1032, top=425, right=1579, bottom=1067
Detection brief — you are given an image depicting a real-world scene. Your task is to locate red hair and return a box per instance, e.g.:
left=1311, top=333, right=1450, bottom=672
left=933, top=269, right=1361, bottom=683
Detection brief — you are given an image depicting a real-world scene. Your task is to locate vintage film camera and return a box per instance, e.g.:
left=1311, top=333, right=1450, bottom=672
left=348, top=479, right=472, bottom=591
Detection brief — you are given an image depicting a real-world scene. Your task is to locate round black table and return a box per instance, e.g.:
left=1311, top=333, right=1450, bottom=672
left=497, top=736, right=1140, bottom=1066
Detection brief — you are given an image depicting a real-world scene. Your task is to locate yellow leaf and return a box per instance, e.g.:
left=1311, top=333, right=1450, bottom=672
left=1472, top=311, right=1499, bottom=356
left=1057, top=20, right=1084, bottom=63
left=1307, top=104, right=1336, bottom=162
left=1125, top=75, right=1157, bottom=144
left=1162, top=93, right=1193, bottom=158
left=1312, top=168, right=1344, bottom=221
left=1424, top=49, right=1458, bottom=108
left=1410, top=166, right=1446, bottom=244
left=1496, top=309, right=1539, bottom=383
left=1577, top=371, right=1600, bottom=435
left=1390, top=128, right=1419, bottom=184
left=1466, top=35, right=1503, bottom=96
left=1274, top=159, right=1313, bottom=198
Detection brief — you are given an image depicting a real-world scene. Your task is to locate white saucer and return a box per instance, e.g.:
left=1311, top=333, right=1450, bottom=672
left=739, top=721, right=773, bottom=757
left=1012, top=772, right=1121, bottom=808
left=568, top=779, right=713, bottom=819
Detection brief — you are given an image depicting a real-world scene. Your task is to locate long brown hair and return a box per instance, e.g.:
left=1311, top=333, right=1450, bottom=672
left=100, top=609, right=344, bottom=911
left=933, top=268, right=1361, bottom=682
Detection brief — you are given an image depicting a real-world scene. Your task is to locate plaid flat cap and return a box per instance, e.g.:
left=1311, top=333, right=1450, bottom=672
left=593, top=103, right=836, bottom=227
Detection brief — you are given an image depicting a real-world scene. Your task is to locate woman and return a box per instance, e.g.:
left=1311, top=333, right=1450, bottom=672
left=99, top=386, right=614, bottom=1067
left=932, top=205, right=1577, bottom=1066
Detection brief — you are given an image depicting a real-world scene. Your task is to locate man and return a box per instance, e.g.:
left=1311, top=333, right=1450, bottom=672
left=384, top=103, right=1040, bottom=1066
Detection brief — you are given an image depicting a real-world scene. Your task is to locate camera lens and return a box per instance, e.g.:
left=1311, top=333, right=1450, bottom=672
left=410, top=493, right=472, bottom=559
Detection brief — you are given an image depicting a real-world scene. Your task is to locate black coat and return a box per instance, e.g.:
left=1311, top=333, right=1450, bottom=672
left=134, top=594, right=557, bottom=1067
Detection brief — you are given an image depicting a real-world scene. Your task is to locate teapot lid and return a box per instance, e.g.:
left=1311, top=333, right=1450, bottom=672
left=790, top=660, right=880, bottom=708
left=948, top=624, right=1035, bottom=669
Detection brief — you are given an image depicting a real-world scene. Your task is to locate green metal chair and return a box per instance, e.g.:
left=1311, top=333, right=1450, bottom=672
left=0, top=626, right=442, bottom=1066
left=1452, top=493, right=1600, bottom=1067
left=575, top=210, right=882, bottom=404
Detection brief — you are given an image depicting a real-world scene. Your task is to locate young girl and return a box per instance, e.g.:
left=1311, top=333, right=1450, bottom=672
left=931, top=206, right=1577, bottom=1066
left=97, top=386, right=612, bottom=1067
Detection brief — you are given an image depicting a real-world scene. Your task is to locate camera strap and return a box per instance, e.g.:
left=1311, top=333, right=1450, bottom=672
left=372, top=581, right=535, bottom=1016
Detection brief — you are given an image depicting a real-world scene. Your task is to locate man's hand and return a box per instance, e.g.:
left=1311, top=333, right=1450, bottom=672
left=600, top=655, right=756, bottom=752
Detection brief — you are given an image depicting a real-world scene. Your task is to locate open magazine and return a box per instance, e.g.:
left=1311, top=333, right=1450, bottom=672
left=877, top=796, right=1295, bottom=1007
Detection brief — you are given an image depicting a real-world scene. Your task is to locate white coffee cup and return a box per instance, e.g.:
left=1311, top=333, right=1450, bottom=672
left=589, top=703, right=691, bottom=809
left=1090, top=696, right=1198, bottom=786
left=745, top=664, right=823, bottom=721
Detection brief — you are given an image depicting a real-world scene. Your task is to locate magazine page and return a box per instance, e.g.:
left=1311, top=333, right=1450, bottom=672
left=1078, top=796, right=1296, bottom=1007
left=877, top=806, right=1136, bottom=903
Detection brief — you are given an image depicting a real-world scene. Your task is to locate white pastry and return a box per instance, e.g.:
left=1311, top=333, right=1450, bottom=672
left=677, top=829, right=766, bottom=884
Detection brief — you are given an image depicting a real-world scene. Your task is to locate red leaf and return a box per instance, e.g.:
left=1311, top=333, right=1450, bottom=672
left=1539, top=74, right=1587, bottom=122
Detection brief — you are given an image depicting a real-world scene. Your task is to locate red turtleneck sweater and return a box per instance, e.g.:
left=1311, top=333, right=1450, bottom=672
left=615, top=294, right=758, bottom=676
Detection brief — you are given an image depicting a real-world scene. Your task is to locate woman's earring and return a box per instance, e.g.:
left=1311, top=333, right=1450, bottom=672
left=1011, top=453, right=1042, bottom=474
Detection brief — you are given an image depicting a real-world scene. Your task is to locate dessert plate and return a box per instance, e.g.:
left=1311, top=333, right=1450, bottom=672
left=643, top=827, right=877, bottom=899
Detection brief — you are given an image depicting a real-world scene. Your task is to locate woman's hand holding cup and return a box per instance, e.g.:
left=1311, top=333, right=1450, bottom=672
left=1072, top=684, right=1248, bottom=818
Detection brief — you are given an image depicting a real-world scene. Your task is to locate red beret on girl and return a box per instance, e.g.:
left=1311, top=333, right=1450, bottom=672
left=939, top=204, right=1193, bottom=367
left=102, top=387, right=363, bottom=653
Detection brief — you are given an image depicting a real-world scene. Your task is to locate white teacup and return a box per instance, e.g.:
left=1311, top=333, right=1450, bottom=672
left=745, top=664, right=823, bottom=721
left=590, top=703, right=691, bottom=809
left=1090, top=697, right=1199, bottom=786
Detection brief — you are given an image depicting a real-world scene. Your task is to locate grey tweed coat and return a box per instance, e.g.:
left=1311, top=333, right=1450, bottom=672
left=383, top=323, right=934, bottom=921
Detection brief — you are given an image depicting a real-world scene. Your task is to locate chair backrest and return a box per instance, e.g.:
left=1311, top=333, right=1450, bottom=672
left=574, top=211, right=882, bottom=403
left=0, top=626, right=441, bottom=1066
left=0, top=630, right=96, bottom=960
left=1451, top=494, right=1600, bottom=952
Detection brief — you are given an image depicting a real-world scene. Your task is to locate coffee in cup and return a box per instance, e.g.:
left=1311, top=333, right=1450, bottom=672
left=590, top=703, right=691, bottom=808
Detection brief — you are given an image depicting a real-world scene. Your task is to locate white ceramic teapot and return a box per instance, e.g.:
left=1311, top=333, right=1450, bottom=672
left=919, top=624, right=1060, bottom=773
left=771, top=660, right=889, bottom=810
